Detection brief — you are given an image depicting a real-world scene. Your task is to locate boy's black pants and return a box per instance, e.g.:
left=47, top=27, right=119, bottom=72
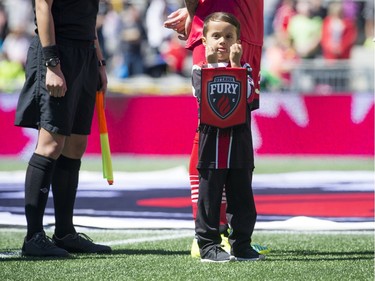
left=195, top=168, right=257, bottom=255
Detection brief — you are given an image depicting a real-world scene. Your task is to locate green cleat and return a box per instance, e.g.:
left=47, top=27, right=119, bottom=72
left=251, top=243, right=271, bottom=255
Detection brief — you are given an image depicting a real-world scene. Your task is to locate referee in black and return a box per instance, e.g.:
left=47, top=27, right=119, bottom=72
left=15, top=0, right=111, bottom=257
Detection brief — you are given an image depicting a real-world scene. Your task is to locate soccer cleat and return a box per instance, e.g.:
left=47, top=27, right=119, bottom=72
left=220, top=234, right=231, bottom=253
left=52, top=233, right=112, bottom=254
left=201, top=245, right=231, bottom=263
left=231, top=247, right=266, bottom=261
left=225, top=227, right=270, bottom=255
left=252, top=243, right=270, bottom=255
left=22, top=231, right=70, bottom=257
left=220, top=235, right=270, bottom=255
left=191, top=237, right=200, bottom=258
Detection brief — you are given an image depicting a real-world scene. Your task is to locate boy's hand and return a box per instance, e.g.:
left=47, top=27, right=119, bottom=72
left=205, top=45, right=218, bottom=63
left=229, top=43, right=242, bottom=67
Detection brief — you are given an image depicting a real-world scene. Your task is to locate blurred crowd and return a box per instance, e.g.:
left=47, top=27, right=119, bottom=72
left=0, top=0, right=373, bottom=93
left=262, top=0, right=374, bottom=91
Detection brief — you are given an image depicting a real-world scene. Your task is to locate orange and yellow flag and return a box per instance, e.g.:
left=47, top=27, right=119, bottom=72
left=96, top=91, right=114, bottom=185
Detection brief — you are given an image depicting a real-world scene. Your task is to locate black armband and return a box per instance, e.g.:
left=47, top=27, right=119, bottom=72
left=42, top=45, right=59, bottom=61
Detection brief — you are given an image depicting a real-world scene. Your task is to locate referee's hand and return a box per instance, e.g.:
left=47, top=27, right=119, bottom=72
left=46, top=66, right=67, bottom=97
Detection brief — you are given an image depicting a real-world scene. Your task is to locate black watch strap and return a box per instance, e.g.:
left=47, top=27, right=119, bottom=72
left=45, top=57, right=60, bottom=67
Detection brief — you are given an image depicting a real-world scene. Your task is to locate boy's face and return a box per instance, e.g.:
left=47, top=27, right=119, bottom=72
left=202, top=20, right=240, bottom=62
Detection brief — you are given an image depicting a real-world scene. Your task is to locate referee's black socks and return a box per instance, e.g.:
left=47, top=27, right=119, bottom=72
left=25, top=153, right=56, bottom=240
left=52, top=155, right=81, bottom=238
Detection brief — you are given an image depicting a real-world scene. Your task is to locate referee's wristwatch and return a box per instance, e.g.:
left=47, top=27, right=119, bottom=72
left=45, top=57, right=60, bottom=67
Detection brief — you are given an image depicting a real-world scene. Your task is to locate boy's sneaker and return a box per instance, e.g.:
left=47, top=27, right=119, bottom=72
left=201, top=245, right=231, bottom=263
left=52, top=233, right=112, bottom=254
left=231, top=247, right=266, bottom=261
left=22, top=231, right=70, bottom=257
left=191, top=235, right=231, bottom=258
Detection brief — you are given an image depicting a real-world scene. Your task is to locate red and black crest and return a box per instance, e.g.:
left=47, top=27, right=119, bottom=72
left=200, top=68, right=247, bottom=128
left=207, top=75, right=241, bottom=119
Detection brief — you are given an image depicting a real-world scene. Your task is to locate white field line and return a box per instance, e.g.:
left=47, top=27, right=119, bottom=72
left=0, top=251, right=21, bottom=258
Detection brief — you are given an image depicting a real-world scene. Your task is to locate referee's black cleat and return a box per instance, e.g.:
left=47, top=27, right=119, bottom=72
left=52, top=233, right=112, bottom=254
left=22, top=231, right=70, bottom=257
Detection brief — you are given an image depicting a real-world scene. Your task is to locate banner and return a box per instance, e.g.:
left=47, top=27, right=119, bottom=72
left=0, top=93, right=373, bottom=156
left=200, top=68, right=247, bottom=128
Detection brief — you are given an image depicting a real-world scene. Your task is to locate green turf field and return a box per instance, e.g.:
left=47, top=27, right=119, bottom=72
left=0, top=156, right=373, bottom=280
left=0, top=229, right=373, bottom=281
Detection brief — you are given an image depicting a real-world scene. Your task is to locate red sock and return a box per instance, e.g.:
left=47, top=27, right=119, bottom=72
left=189, top=132, right=199, bottom=220
left=220, top=191, right=227, bottom=226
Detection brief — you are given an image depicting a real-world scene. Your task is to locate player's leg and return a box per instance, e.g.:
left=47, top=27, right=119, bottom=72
left=189, top=130, right=199, bottom=220
left=26, top=129, right=65, bottom=237
left=50, top=42, right=110, bottom=254
left=16, top=36, right=70, bottom=257
left=51, top=134, right=109, bottom=253
left=22, top=129, right=69, bottom=257
left=52, top=134, right=86, bottom=238
left=190, top=41, right=205, bottom=218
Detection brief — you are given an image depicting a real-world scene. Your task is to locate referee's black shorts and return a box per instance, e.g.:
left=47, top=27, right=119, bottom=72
left=15, top=36, right=99, bottom=136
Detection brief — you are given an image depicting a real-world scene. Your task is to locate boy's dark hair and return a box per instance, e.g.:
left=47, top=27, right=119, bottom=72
left=202, top=12, right=241, bottom=38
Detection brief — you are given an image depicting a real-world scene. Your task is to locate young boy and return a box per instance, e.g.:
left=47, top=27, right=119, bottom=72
left=192, top=12, right=265, bottom=262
